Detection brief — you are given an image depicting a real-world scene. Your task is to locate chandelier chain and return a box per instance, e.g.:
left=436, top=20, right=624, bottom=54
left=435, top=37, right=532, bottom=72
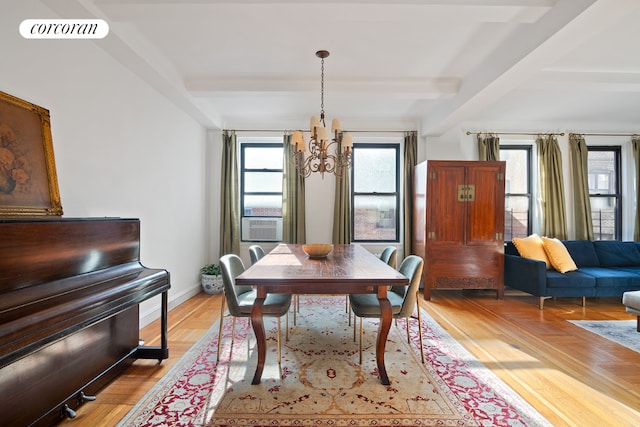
left=320, top=57, right=325, bottom=122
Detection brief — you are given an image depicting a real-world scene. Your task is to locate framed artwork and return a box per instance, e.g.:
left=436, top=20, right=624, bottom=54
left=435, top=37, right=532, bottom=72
left=0, top=90, right=62, bottom=216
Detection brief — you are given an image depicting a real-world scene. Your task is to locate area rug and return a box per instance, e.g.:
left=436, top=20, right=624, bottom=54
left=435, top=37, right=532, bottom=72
left=569, top=319, right=640, bottom=353
left=118, top=295, right=550, bottom=427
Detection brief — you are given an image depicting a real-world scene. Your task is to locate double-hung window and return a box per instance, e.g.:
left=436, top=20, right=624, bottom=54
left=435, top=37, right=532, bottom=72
left=240, top=142, right=283, bottom=242
left=588, top=146, right=621, bottom=240
left=351, top=143, right=400, bottom=242
left=500, top=145, right=532, bottom=240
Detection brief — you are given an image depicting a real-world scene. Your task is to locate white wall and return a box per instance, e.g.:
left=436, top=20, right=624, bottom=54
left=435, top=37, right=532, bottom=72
left=2, top=2, right=211, bottom=326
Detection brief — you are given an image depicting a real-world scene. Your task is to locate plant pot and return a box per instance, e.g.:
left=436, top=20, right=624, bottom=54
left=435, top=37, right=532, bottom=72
left=201, top=274, right=223, bottom=295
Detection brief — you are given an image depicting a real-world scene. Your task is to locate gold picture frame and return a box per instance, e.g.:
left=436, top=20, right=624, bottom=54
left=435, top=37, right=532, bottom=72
left=0, top=90, right=62, bottom=216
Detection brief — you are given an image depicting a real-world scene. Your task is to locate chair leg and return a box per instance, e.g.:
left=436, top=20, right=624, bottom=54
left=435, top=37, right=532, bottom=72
left=359, top=316, right=363, bottom=365
left=416, top=296, right=425, bottom=364
left=293, top=295, right=297, bottom=326
left=231, top=316, right=237, bottom=347
left=405, top=316, right=410, bottom=344
left=216, top=293, right=226, bottom=360
left=277, top=317, right=282, bottom=365
left=353, top=314, right=357, bottom=341
left=285, top=311, right=289, bottom=342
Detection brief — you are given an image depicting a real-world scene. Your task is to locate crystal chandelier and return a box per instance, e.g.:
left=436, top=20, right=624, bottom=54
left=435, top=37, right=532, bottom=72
left=290, top=50, right=352, bottom=178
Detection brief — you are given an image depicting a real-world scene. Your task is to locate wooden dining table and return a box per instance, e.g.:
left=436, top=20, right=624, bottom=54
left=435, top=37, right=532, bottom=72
left=235, top=243, right=409, bottom=385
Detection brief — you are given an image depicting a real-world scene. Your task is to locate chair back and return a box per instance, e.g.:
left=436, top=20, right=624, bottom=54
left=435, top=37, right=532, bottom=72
left=392, top=255, right=424, bottom=318
left=249, top=245, right=265, bottom=265
left=379, top=246, right=397, bottom=269
left=220, top=254, right=254, bottom=316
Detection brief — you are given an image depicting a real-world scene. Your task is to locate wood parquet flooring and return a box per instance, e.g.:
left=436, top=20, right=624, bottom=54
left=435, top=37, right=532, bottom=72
left=59, top=289, right=640, bottom=427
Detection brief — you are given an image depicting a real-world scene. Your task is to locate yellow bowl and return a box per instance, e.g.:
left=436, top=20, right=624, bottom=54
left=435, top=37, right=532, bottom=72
left=302, top=243, right=334, bottom=258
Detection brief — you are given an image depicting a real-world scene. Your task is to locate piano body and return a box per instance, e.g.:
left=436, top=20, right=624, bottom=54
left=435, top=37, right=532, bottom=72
left=0, top=218, right=170, bottom=427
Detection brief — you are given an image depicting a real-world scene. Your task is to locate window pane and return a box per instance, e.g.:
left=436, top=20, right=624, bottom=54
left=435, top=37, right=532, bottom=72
left=501, top=149, right=528, bottom=194
left=591, top=196, right=617, bottom=240
left=353, top=195, right=396, bottom=240
left=500, top=146, right=531, bottom=238
left=243, top=195, right=282, bottom=217
left=505, top=195, right=529, bottom=240
left=587, top=151, right=615, bottom=194
left=244, top=147, right=283, bottom=169
left=353, top=148, right=396, bottom=193
left=244, top=172, right=283, bottom=192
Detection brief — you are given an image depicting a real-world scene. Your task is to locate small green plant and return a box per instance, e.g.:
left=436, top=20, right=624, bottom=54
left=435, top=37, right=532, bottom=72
left=201, top=264, right=221, bottom=276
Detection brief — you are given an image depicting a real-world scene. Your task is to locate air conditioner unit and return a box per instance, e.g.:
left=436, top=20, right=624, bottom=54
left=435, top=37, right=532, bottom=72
left=241, top=218, right=282, bottom=241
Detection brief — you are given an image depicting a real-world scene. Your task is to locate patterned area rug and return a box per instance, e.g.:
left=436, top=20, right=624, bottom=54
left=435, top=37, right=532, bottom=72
left=569, top=319, right=640, bottom=353
left=118, top=296, right=550, bottom=427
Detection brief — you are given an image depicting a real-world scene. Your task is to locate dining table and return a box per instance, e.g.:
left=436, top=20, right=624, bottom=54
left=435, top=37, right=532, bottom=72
left=235, top=243, right=409, bottom=385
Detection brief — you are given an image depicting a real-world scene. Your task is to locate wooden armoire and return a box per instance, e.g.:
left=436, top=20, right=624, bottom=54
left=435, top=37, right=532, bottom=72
left=413, top=160, right=506, bottom=300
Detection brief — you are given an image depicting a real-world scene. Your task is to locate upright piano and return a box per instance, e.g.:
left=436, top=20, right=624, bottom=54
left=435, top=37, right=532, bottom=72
left=0, top=218, right=170, bottom=427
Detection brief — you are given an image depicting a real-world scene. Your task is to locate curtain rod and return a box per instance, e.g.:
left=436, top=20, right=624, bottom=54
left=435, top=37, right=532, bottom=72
left=466, top=131, right=565, bottom=136
left=223, top=129, right=414, bottom=133
left=569, top=132, right=640, bottom=137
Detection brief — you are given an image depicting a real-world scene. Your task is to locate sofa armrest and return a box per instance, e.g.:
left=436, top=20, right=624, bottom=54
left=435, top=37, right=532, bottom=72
left=504, top=254, right=547, bottom=296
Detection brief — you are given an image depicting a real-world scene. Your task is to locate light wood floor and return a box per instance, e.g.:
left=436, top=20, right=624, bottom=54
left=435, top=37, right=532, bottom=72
left=60, top=289, right=640, bottom=427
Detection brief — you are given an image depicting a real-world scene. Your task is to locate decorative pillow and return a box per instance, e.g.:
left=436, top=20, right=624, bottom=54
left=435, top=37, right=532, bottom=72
left=541, top=237, right=578, bottom=273
left=512, top=234, right=550, bottom=269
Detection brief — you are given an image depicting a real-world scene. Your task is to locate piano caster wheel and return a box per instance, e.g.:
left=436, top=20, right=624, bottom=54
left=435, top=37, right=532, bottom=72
left=61, top=404, right=77, bottom=419
left=78, top=391, right=97, bottom=403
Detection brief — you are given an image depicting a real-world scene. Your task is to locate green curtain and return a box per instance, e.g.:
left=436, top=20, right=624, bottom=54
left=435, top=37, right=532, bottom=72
left=633, top=136, right=640, bottom=241
left=282, top=133, right=306, bottom=244
left=569, top=134, right=593, bottom=240
left=478, top=134, right=500, bottom=161
left=536, top=134, right=567, bottom=239
left=332, top=141, right=352, bottom=244
left=403, top=131, right=417, bottom=257
left=219, top=130, right=240, bottom=256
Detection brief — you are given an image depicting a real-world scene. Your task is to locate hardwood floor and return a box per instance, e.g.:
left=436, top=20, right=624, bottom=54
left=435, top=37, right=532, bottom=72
left=60, top=289, right=640, bottom=427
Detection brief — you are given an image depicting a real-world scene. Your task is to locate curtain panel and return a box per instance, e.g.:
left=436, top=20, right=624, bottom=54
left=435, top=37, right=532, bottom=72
left=332, top=141, right=352, bottom=244
left=403, top=131, right=417, bottom=257
left=536, top=135, right=568, bottom=239
left=219, top=130, right=240, bottom=256
left=477, top=134, right=500, bottom=161
left=569, top=134, right=594, bottom=240
left=633, top=136, right=640, bottom=241
left=282, top=134, right=306, bottom=244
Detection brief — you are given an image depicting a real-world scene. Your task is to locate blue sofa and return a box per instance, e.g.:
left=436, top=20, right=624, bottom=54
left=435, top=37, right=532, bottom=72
left=505, top=240, right=640, bottom=309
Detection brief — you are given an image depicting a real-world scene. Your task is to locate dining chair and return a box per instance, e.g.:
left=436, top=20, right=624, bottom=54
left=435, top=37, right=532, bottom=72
left=248, top=244, right=265, bottom=265
left=347, top=246, right=398, bottom=324
left=216, top=254, right=292, bottom=364
left=349, top=255, right=425, bottom=364
left=379, top=246, right=398, bottom=269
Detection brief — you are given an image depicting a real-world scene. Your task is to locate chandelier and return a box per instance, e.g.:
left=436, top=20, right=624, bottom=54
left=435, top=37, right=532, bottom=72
left=290, top=50, right=352, bottom=178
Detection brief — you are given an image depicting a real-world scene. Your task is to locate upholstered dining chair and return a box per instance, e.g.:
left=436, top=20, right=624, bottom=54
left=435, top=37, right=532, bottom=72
left=349, top=255, right=425, bottom=364
left=347, top=246, right=398, bottom=324
left=379, top=246, right=398, bottom=269
left=249, top=244, right=265, bottom=265
left=217, top=254, right=292, bottom=364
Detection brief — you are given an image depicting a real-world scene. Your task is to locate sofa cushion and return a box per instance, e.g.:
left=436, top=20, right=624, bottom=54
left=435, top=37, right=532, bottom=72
left=542, top=237, right=577, bottom=273
left=593, top=241, right=640, bottom=267
left=545, top=270, right=596, bottom=289
left=579, top=267, right=640, bottom=288
left=512, top=234, right=550, bottom=269
left=562, top=240, right=600, bottom=267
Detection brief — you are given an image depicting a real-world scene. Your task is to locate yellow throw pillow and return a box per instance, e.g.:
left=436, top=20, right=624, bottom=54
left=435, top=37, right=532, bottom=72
left=512, top=234, right=550, bottom=269
left=541, top=237, right=578, bottom=273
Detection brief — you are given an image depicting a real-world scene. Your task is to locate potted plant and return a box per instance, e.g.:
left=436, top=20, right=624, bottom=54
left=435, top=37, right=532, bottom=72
left=200, top=263, right=223, bottom=294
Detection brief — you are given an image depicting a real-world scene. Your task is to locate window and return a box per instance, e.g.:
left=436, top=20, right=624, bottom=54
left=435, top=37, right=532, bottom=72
left=588, top=146, right=621, bottom=240
left=500, top=145, right=532, bottom=240
left=240, top=143, right=283, bottom=242
left=351, top=144, right=400, bottom=242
